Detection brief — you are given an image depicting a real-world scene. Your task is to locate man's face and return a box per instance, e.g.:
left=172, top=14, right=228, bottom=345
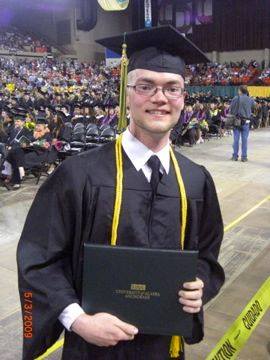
left=14, top=119, right=24, bottom=128
left=74, top=107, right=81, bottom=115
left=127, top=69, right=184, bottom=136
left=35, top=124, right=44, bottom=132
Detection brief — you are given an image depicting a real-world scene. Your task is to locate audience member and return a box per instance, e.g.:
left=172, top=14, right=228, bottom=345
left=229, top=85, right=255, bottom=162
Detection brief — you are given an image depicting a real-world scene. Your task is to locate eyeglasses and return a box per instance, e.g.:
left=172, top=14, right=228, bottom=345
left=127, top=84, right=184, bottom=99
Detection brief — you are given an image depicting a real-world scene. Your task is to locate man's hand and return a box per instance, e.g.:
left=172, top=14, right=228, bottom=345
left=178, top=277, right=204, bottom=313
left=71, top=312, right=138, bottom=347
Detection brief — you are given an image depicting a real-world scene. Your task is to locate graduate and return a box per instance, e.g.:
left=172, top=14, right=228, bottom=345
left=17, top=25, right=225, bottom=360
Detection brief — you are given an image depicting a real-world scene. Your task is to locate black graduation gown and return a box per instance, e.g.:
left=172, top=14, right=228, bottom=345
left=23, top=134, right=57, bottom=168
left=7, top=127, right=32, bottom=147
left=17, top=142, right=225, bottom=360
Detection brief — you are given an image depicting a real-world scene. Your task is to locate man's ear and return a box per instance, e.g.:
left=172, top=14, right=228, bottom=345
left=180, top=91, right=187, bottom=111
left=180, top=101, right=184, bottom=111
left=126, top=92, right=130, bottom=109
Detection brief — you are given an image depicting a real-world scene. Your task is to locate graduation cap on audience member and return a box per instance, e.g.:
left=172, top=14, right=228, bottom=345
left=72, top=102, right=81, bottom=109
left=96, top=25, right=210, bottom=77
left=1, top=104, right=13, bottom=115
left=11, top=107, right=27, bottom=117
left=35, top=112, right=48, bottom=125
left=36, top=117, right=48, bottom=125
left=56, top=110, right=67, bottom=119
left=185, top=98, right=196, bottom=106
left=16, top=106, right=28, bottom=113
left=14, top=113, right=27, bottom=122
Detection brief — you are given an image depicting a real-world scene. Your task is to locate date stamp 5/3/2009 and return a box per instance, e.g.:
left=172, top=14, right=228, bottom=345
left=23, top=292, right=33, bottom=338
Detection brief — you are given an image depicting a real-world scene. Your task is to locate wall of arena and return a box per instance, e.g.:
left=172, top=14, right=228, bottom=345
left=14, top=4, right=131, bottom=61
left=13, top=4, right=269, bottom=65
left=206, top=49, right=270, bottom=66
left=71, top=6, right=132, bottom=62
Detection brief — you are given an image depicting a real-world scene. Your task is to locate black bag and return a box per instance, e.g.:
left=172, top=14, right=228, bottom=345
left=225, top=96, right=242, bottom=127
left=224, top=114, right=237, bottom=127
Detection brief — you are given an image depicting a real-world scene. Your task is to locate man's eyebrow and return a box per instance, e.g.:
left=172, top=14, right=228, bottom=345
left=135, top=77, right=155, bottom=84
left=135, top=78, right=182, bottom=86
left=164, top=80, right=182, bottom=86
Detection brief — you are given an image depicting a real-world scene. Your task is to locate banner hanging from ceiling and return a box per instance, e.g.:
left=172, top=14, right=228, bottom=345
left=144, top=0, right=152, bottom=27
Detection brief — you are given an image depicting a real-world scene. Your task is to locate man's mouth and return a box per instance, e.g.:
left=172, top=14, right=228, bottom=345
left=146, top=110, right=170, bottom=115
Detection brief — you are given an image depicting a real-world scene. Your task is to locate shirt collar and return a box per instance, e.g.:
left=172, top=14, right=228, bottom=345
left=121, top=128, right=170, bottom=174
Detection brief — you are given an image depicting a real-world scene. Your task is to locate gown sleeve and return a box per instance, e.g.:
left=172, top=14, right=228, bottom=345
left=17, top=158, right=91, bottom=359
left=185, top=166, right=225, bottom=344
left=197, top=166, right=225, bottom=303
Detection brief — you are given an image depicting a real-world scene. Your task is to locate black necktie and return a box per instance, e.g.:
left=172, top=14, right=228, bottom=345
left=147, top=155, right=161, bottom=192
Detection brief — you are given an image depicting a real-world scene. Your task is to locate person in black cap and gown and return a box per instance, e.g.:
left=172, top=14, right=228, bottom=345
left=17, top=26, right=225, bottom=359
left=7, top=117, right=56, bottom=189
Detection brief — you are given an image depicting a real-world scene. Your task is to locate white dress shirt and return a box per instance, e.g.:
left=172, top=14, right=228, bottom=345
left=58, top=128, right=171, bottom=330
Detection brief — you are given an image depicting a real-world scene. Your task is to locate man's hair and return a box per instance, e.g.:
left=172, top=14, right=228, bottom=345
left=239, top=85, right=249, bottom=96
left=127, top=70, right=137, bottom=85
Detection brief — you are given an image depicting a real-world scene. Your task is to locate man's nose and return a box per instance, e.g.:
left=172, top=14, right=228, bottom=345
left=151, top=88, right=168, bottom=103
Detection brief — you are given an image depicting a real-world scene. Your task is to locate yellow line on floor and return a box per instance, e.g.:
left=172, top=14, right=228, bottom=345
left=224, top=195, right=270, bottom=233
left=35, top=339, right=64, bottom=360
left=35, top=194, right=270, bottom=359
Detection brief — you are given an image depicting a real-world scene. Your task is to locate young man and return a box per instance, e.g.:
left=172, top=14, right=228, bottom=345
left=17, top=26, right=225, bottom=359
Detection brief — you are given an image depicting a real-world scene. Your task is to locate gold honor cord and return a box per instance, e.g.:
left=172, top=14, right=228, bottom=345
left=169, top=147, right=188, bottom=250
left=111, top=135, right=188, bottom=358
left=111, top=133, right=124, bottom=246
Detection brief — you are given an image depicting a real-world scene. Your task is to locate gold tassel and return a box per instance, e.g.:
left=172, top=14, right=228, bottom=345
left=170, top=335, right=183, bottom=358
left=118, top=34, right=129, bottom=132
left=111, top=134, right=124, bottom=246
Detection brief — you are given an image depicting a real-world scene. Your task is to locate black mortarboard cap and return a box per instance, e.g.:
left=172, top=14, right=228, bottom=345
left=56, top=110, right=67, bottom=119
left=185, top=98, right=196, bottom=106
left=16, top=107, right=27, bottom=114
left=14, top=114, right=27, bottom=122
left=36, top=117, right=48, bottom=125
left=35, top=112, right=48, bottom=124
left=96, top=25, right=209, bottom=76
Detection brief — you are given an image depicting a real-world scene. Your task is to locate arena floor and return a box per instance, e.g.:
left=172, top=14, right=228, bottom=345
left=1, top=128, right=270, bottom=360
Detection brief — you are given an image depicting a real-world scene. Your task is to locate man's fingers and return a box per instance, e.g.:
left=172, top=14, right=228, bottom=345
left=118, top=333, right=135, bottom=341
left=183, top=279, right=204, bottom=290
left=183, top=306, right=201, bottom=313
left=179, top=298, right=202, bottom=308
left=178, top=289, right=202, bottom=300
left=112, top=326, right=136, bottom=341
left=110, top=327, right=134, bottom=342
left=113, top=318, right=138, bottom=336
left=178, top=278, right=204, bottom=314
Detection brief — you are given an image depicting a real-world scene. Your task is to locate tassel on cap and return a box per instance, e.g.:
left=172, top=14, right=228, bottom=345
left=170, top=335, right=183, bottom=358
left=118, top=32, right=128, bottom=132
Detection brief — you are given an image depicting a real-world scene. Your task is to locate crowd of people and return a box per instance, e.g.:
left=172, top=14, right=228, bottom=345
left=258, top=67, right=270, bottom=85
left=1, top=88, right=269, bottom=190
left=0, top=57, right=120, bottom=109
left=0, top=27, right=50, bottom=53
left=185, top=60, right=270, bottom=86
left=0, top=54, right=269, bottom=190
left=171, top=93, right=269, bottom=147
left=0, top=27, right=270, bottom=86
left=0, top=102, right=120, bottom=189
